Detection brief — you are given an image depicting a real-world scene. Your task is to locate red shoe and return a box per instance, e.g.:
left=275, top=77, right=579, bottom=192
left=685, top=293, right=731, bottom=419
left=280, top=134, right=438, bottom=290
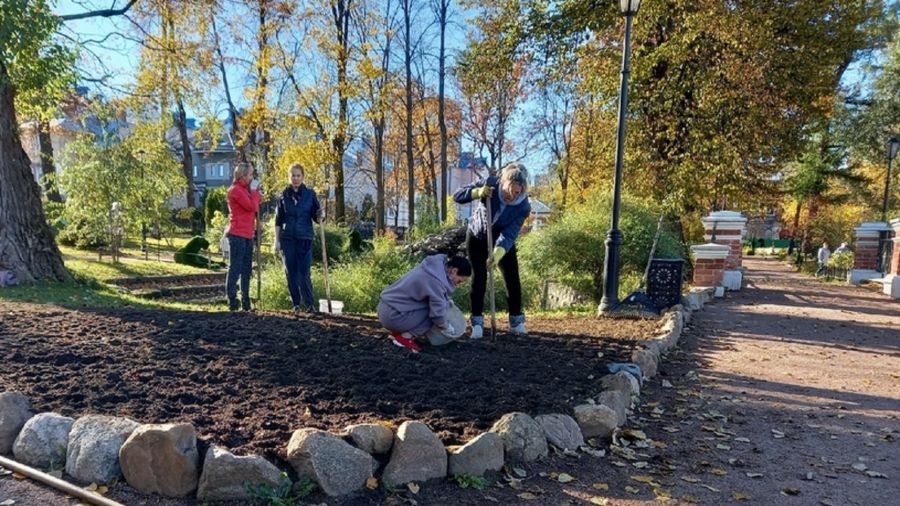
left=390, top=331, right=421, bottom=353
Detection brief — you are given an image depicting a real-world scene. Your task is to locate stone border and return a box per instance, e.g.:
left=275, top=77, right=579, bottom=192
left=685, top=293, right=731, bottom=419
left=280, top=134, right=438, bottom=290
left=0, top=288, right=713, bottom=501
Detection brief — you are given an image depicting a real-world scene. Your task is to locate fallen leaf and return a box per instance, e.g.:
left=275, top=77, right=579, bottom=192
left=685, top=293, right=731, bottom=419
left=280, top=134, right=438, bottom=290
left=557, top=473, right=575, bottom=483
left=680, top=475, right=701, bottom=483
left=513, top=467, right=527, bottom=478
left=865, top=471, right=887, bottom=479
left=680, top=495, right=700, bottom=503
left=625, top=486, right=640, bottom=494
left=662, top=379, right=674, bottom=388
left=709, top=468, right=728, bottom=476
left=591, top=482, right=609, bottom=491
left=734, top=437, right=751, bottom=443
left=715, top=444, right=731, bottom=451
left=851, top=463, right=868, bottom=472
left=781, top=488, right=801, bottom=496
left=630, top=475, right=659, bottom=486
left=85, top=483, right=98, bottom=492
left=96, top=485, right=108, bottom=495
left=47, top=470, right=63, bottom=479
left=12, top=473, right=25, bottom=480
left=517, top=492, right=538, bottom=500
left=623, top=429, right=648, bottom=440
left=407, top=482, right=419, bottom=494
left=700, top=484, right=721, bottom=492
left=820, top=499, right=836, bottom=506
left=508, top=479, right=523, bottom=490
left=632, top=461, right=649, bottom=468
left=745, top=472, right=764, bottom=478
left=366, top=477, right=379, bottom=490
left=803, top=472, right=814, bottom=480
left=588, top=497, right=609, bottom=506
left=0, top=499, right=15, bottom=506
left=771, top=429, right=786, bottom=439
left=733, top=491, right=751, bottom=501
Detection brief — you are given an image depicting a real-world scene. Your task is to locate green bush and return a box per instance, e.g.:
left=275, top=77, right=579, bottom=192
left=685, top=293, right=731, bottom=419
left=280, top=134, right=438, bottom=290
left=204, top=186, right=229, bottom=229
left=205, top=210, right=229, bottom=254
left=827, top=250, right=854, bottom=270
left=518, top=189, right=683, bottom=303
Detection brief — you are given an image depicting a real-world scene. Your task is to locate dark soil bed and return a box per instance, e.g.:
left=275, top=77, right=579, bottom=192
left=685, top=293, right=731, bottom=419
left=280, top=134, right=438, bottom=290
left=0, top=301, right=660, bottom=470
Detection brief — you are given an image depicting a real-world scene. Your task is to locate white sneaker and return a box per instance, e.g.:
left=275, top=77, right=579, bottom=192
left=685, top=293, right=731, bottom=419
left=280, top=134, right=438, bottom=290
left=470, top=325, right=483, bottom=339
left=509, top=322, right=527, bottom=335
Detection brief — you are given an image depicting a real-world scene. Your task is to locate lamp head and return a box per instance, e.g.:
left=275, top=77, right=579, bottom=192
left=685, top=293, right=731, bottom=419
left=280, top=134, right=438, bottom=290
left=620, top=0, right=641, bottom=15
left=888, top=136, right=900, bottom=161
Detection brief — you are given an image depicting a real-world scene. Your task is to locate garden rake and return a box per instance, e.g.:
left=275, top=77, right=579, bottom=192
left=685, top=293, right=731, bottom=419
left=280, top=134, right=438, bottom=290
left=485, top=195, right=497, bottom=340
left=319, top=201, right=333, bottom=316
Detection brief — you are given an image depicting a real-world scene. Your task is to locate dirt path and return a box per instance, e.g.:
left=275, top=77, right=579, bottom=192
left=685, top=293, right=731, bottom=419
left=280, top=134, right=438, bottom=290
left=3, top=258, right=898, bottom=505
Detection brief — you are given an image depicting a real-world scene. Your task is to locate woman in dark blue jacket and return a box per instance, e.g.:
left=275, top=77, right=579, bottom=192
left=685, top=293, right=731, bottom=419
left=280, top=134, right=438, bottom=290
left=274, top=164, right=321, bottom=312
left=453, top=163, right=531, bottom=338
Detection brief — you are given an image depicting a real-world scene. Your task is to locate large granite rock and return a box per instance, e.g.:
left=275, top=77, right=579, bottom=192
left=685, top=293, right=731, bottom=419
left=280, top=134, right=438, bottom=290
left=489, top=413, right=548, bottom=463
left=66, top=415, right=140, bottom=484
left=345, top=423, right=394, bottom=455
left=119, top=423, right=199, bottom=497
left=447, top=432, right=503, bottom=477
left=0, top=392, right=33, bottom=454
left=287, top=428, right=374, bottom=496
left=12, top=412, right=74, bottom=468
left=601, top=371, right=640, bottom=398
left=597, top=390, right=630, bottom=426
left=534, top=414, right=584, bottom=451
left=573, top=404, right=618, bottom=439
left=382, top=421, right=447, bottom=488
left=197, top=447, right=284, bottom=502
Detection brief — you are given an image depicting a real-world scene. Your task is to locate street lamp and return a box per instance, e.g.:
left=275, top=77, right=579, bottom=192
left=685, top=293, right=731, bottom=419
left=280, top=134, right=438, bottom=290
left=599, top=0, right=641, bottom=314
left=883, top=136, right=900, bottom=222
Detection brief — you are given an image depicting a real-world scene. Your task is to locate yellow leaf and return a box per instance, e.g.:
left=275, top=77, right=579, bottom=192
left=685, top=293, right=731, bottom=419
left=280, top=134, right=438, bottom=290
left=710, top=468, right=728, bottom=476
left=589, top=497, right=610, bottom=505
left=96, top=485, right=108, bottom=495
left=517, top=492, right=539, bottom=500
left=85, top=483, right=98, bottom=492
left=365, top=477, right=378, bottom=490
left=680, top=494, right=700, bottom=503
left=733, top=491, right=751, bottom=500
left=557, top=473, right=575, bottom=483
left=592, top=482, right=609, bottom=490
left=630, top=475, right=655, bottom=483
left=407, top=482, right=419, bottom=494
left=680, top=475, right=701, bottom=483
left=625, top=485, right=640, bottom=494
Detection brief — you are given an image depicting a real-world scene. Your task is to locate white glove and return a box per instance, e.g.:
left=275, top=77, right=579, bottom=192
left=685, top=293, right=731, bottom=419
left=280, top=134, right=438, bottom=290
left=250, top=179, right=261, bottom=192
left=272, top=239, right=281, bottom=256
left=445, top=322, right=456, bottom=336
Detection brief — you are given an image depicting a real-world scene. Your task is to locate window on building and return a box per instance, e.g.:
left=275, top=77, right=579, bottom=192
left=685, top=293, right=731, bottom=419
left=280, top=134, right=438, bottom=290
left=219, top=164, right=225, bottom=177
left=192, top=166, right=198, bottom=178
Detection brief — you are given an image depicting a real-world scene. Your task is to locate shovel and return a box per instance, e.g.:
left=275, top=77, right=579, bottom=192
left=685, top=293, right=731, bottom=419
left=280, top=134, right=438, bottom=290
left=318, top=207, right=333, bottom=315
left=485, top=196, right=497, bottom=340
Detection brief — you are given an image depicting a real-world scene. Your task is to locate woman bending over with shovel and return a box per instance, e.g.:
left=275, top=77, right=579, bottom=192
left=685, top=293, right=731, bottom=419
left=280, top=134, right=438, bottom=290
left=378, top=255, right=472, bottom=353
left=453, top=163, right=531, bottom=338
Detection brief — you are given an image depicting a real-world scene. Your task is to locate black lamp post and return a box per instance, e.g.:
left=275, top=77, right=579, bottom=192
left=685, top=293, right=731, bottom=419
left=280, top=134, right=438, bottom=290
left=599, top=0, right=641, bottom=314
left=883, top=136, right=900, bottom=222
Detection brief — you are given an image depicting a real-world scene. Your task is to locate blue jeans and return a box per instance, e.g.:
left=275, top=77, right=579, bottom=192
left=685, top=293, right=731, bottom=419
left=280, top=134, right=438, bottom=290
left=282, top=237, right=314, bottom=309
left=226, top=235, right=254, bottom=310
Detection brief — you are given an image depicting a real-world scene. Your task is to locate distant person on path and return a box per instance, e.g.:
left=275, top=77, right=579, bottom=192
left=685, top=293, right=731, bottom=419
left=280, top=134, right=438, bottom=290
left=453, top=163, right=532, bottom=338
left=834, top=242, right=850, bottom=254
left=377, top=255, right=471, bottom=353
left=816, top=241, right=831, bottom=277
left=225, top=164, right=262, bottom=311
left=273, top=164, right=321, bottom=313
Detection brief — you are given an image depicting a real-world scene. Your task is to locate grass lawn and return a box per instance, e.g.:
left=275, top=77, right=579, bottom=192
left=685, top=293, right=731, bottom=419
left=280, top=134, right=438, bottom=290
left=1, top=244, right=220, bottom=311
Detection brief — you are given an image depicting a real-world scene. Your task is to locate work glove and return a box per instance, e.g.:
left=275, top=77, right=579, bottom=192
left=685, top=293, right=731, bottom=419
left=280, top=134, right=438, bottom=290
left=487, top=246, right=506, bottom=268
left=471, top=185, right=494, bottom=200
left=250, top=179, right=261, bottom=192
left=272, top=239, right=282, bottom=257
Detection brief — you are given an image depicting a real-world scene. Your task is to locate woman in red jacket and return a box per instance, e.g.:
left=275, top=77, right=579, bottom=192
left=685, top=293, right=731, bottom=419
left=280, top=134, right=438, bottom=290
left=226, top=164, right=262, bottom=311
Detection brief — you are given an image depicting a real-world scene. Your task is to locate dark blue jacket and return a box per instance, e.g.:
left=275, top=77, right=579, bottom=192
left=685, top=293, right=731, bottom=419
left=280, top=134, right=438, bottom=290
left=453, top=176, right=530, bottom=251
left=275, top=185, right=320, bottom=240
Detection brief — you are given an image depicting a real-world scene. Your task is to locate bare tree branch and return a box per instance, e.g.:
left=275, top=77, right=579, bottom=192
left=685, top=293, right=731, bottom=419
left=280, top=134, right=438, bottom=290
left=59, top=0, right=139, bottom=21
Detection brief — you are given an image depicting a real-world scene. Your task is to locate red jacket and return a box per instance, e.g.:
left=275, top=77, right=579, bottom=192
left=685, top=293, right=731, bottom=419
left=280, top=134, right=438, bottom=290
left=227, top=180, right=261, bottom=239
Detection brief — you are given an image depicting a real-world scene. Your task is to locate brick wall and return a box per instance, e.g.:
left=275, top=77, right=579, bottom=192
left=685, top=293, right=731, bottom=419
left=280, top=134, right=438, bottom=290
left=693, top=258, right=725, bottom=286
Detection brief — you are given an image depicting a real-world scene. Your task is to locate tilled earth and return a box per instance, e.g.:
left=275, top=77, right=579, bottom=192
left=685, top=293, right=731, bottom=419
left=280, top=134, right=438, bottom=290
left=0, top=302, right=659, bottom=471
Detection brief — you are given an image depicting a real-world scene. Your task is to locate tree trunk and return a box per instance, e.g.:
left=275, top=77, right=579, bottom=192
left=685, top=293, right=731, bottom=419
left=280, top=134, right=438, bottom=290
left=175, top=98, right=194, bottom=208
left=0, top=64, right=68, bottom=282
left=437, top=0, right=449, bottom=222
left=332, top=0, right=350, bottom=223
left=37, top=119, right=62, bottom=202
left=375, top=116, right=385, bottom=233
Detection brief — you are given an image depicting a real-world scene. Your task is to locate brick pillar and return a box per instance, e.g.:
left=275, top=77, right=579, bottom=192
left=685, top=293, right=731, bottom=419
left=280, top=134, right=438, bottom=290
left=849, top=221, right=889, bottom=285
left=690, top=243, right=730, bottom=287
left=701, top=211, right=747, bottom=290
left=701, top=211, right=747, bottom=270
left=884, top=218, right=900, bottom=299
left=890, top=218, right=900, bottom=276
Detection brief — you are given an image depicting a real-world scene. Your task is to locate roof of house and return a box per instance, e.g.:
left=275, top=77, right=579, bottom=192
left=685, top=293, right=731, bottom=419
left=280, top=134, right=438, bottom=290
left=530, top=198, right=551, bottom=215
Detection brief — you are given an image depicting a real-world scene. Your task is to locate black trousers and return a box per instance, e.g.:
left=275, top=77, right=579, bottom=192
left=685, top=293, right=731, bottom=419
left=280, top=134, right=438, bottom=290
left=466, top=229, right=523, bottom=317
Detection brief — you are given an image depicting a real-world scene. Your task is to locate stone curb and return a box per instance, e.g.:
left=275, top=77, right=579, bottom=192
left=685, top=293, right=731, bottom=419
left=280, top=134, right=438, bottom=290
left=0, top=287, right=714, bottom=500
